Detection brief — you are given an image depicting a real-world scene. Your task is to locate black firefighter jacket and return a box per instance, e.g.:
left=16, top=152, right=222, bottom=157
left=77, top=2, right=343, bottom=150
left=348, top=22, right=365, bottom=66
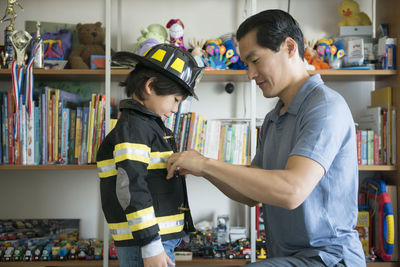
left=96, top=99, right=195, bottom=247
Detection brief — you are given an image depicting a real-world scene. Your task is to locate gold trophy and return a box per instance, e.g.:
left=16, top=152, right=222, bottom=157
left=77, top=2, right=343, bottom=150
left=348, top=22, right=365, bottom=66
left=0, top=0, right=24, bottom=68
left=10, top=30, right=32, bottom=66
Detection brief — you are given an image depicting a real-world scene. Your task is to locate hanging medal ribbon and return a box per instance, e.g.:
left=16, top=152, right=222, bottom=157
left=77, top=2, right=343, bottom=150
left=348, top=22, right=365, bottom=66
left=11, top=59, right=24, bottom=139
left=25, top=38, right=42, bottom=116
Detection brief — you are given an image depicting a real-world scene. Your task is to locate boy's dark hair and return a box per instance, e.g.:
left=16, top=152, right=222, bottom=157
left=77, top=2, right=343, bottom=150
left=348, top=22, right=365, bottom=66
left=236, top=9, right=305, bottom=60
left=120, top=64, right=190, bottom=100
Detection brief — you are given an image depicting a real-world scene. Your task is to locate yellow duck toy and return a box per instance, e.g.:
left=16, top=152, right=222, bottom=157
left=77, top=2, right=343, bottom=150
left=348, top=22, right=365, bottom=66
left=338, top=0, right=372, bottom=27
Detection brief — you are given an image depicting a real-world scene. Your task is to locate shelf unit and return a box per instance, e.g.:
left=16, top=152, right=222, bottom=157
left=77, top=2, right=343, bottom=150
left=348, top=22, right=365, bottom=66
left=0, top=0, right=399, bottom=266
left=0, top=259, right=395, bottom=267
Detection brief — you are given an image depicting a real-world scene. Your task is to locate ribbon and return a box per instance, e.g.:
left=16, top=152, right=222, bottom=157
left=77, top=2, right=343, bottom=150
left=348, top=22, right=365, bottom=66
left=25, top=38, right=42, bottom=116
left=11, top=60, right=24, bottom=140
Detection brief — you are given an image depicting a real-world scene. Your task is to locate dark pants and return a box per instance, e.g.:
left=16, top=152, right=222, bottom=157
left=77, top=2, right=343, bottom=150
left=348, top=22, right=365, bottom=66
left=243, top=256, right=346, bottom=267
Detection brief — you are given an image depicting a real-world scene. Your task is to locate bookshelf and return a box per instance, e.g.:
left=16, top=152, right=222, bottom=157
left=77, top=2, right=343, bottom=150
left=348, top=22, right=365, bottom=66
left=0, top=0, right=399, bottom=266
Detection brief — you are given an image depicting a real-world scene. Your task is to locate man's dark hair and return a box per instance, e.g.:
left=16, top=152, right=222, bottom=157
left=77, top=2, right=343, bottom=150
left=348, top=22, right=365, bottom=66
left=120, top=64, right=190, bottom=100
left=236, top=9, right=305, bottom=60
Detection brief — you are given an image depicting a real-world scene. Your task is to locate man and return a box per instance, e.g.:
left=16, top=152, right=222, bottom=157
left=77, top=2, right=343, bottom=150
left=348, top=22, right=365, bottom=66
left=167, top=9, right=365, bottom=267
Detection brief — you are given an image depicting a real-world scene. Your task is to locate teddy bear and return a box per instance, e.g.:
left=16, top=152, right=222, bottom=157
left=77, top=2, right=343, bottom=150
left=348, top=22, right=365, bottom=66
left=69, top=22, right=107, bottom=69
left=337, top=0, right=372, bottom=27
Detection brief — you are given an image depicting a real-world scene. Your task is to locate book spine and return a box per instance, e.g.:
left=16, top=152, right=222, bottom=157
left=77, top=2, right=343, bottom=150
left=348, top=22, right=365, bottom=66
left=26, top=104, right=35, bottom=165
left=374, top=133, right=380, bottom=165
left=361, top=130, right=367, bottom=165
left=81, top=106, right=89, bottom=164
left=356, top=130, right=361, bottom=165
left=72, top=108, right=80, bottom=164
left=61, top=108, right=70, bottom=164
left=3, top=93, right=8, bottom=164
left=367, top=130, right=374, bottom=165
left=69, top=109, right=77, bottom=164
left=7, top=89, right=13, bottom=164
left=34, top=106, right=40, bottom=165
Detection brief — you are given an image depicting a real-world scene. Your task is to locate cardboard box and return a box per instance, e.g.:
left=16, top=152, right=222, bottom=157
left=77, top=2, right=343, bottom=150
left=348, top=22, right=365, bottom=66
left=356, top=210, right=370, bottom=256
left=340, top=26, right=373, bottom=36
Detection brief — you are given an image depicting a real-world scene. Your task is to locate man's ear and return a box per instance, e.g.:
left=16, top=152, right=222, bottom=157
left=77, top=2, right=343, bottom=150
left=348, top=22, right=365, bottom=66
left=283, top=37, right=297, bottom=58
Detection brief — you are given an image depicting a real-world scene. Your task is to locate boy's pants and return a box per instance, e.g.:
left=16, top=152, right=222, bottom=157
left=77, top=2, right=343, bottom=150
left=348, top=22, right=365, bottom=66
left=116, top=238, right=181, bottom=267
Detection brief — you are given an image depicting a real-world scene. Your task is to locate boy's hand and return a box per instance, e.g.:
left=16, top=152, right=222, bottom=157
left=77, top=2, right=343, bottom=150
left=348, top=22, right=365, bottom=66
left=143, top=251, right=174, bottom=267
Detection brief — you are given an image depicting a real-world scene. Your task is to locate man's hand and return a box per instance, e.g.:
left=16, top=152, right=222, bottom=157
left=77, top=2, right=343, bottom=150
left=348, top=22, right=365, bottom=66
left=143, top=251, right=174, bottom=267
left=167, top=150, right=207, bottom=179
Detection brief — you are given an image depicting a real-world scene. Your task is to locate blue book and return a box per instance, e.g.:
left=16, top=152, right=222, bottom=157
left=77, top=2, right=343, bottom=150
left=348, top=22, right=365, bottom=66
left=81, top=106, right=89, bottom=164
left=361, top=130, right=368, bottom=165
left=60, top=108, right=70, bottom=164
left=34, top=106, right=40, bottom=165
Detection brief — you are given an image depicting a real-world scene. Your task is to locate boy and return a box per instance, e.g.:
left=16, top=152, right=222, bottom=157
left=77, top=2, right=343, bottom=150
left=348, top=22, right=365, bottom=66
left=97, top=44, right=204, bottom=267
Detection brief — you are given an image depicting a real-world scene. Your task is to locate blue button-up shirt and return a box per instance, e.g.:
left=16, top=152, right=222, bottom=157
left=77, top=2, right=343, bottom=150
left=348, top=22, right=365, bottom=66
left=252, top=74, right=365, bottom=267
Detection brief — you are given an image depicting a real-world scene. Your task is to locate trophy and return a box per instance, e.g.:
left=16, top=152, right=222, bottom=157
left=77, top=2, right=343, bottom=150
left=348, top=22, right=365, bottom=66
left=9, top=30, right=31, bottom=66
left=0, top=0, right=24, bottom=68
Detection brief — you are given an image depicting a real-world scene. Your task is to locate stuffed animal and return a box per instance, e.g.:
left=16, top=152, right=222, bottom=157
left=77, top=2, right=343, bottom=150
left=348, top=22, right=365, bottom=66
left=166, top=19, right=186, bottom=50
left=189, top=38, right=206, bottom=67
left=133, top=24, right=168, bottom=54
left=338, top=0, right=372, bottom=27
left=69, top=22, right=106, bottom=69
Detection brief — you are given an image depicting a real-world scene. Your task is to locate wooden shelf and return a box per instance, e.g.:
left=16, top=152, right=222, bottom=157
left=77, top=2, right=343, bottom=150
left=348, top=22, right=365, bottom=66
left=0, top=69, right=396, bottom=82
left=0, top=164, right=395, bottom=171
left=359, top=165, right=397, bottom=171
left=0, top=258, right=248, bottom=266
left=0, top=260, right=119, bottom=266
left=366, top=262, right=400, bottom=267
left=0, top=259, right=396, bottom=266
left=0, top=164, right=97, bottom=170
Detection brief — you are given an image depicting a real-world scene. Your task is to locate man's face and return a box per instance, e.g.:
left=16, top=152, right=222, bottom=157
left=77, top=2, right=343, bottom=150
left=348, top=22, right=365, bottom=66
left=238, top=30, right=289, bottom=98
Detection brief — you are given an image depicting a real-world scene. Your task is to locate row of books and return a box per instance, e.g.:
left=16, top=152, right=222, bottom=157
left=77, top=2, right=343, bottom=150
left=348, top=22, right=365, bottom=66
left=356, top=129, right=380, bottom=165
left=0, top=87, right=107, bottom=165
left=357, top=86, right=396, bottom=165
left=165, top=112, right=252, bottom=165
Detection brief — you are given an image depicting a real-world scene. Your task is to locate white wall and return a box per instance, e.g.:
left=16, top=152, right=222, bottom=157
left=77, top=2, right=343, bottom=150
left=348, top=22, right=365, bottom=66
left=0, top=0, right=375, bottom=238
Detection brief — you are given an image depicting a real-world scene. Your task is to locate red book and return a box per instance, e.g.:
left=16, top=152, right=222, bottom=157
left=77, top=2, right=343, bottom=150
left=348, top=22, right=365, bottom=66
left=356, top=130, right=361, bottom=165
left=374, top=133, right=380, bottom=165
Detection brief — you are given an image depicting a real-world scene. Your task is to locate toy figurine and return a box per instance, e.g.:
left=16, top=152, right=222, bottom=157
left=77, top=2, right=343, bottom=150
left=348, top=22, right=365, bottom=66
left=189, top=38, right=205, bottom=67
left=166, top=19, right=186, bottom=50
left=0, top=0, right=24, bottom=30
left=337, top=0, right=372, bottom=27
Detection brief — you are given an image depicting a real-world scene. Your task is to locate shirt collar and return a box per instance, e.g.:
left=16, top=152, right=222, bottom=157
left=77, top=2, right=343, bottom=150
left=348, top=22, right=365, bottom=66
left=271, top=74, right=324, bottom=121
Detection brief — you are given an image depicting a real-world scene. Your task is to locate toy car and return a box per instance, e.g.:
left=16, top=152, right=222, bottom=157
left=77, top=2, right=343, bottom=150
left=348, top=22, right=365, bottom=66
left=24, top=247, right=34, bottom=261
left=58, top=245, right=70, bottom=260
left=108, top=242, right=118, bottom=259
left=32, top=246, right=43, bottom=261
left=3, top=247, right=14, bottom=262
left=41, top=244, right=54, bottom=261
left=69, top=245, right=78, bottom=260
left=13, top=246, right=24, bottom=261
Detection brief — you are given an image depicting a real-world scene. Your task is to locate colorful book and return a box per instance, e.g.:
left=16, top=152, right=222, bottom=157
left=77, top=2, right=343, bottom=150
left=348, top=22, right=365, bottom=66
left=60, top=108, right=70, bottom=164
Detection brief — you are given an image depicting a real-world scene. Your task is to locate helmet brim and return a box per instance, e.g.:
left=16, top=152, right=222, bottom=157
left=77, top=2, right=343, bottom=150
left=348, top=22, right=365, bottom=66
left=112, top=51, right=200, bottom=100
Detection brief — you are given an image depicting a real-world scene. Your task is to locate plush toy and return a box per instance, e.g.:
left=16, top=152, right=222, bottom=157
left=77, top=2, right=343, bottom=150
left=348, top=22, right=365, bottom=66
left=133, top=24, right=168, bottom=54
left=68, top=22, right=107, bottom=69
left=338, top=0, right=372, bottom=27
left=189, top=38, right=206, bottom=67
left=166, top=19, right=186, bottom=50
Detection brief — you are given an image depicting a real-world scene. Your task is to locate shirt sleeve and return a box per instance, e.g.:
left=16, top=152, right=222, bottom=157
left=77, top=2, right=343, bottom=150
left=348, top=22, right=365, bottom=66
left=289, top=93, right=355, bottom=172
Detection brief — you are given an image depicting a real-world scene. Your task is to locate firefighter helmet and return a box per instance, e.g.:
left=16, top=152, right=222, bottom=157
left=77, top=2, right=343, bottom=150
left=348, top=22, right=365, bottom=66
left=112, top=44, right=204, bottom=100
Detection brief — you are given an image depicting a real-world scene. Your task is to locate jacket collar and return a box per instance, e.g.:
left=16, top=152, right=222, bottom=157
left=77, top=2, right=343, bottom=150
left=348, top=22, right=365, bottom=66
left=119, top=98, right=160, bottom=119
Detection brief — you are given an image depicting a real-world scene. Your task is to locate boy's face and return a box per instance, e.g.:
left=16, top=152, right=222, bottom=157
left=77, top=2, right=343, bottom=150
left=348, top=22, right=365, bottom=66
left=238, top=30, right=291, bottom=99
left=144, top=91, right=184, bottom=121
